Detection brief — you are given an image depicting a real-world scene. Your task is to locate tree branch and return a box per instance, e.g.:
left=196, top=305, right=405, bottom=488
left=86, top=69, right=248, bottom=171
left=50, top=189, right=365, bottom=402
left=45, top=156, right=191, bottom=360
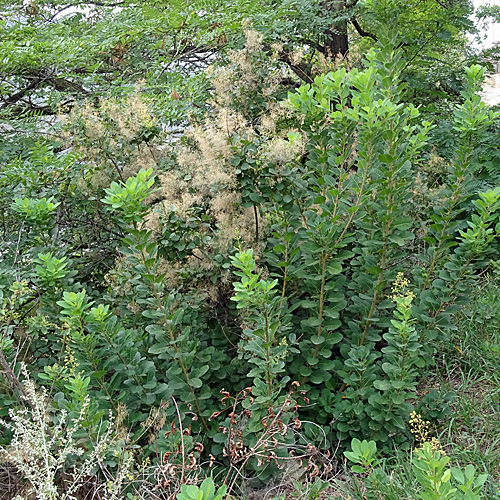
left=276, top=50, right=314, bottom=84
left=351, top=17, right=377, bottom=41
left=432, top=0, right=449, bottom=9
left=0, top=79, right=42, bottom=109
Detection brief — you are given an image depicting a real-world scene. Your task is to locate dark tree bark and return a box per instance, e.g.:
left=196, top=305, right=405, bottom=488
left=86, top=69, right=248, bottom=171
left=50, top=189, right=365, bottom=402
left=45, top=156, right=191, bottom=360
left=275, top=0, right=355, bottom=83
left=323, top=0, right=349, bottom=59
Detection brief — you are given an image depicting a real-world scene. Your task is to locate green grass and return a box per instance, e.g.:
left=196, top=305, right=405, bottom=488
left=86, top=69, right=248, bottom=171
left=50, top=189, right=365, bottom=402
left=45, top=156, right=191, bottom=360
left=435, top=274, right=500, bottom=481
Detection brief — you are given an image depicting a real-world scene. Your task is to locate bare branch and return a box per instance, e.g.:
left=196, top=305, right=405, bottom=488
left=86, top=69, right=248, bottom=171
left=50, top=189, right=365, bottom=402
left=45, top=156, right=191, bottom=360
left=351, top=17, right=378, bottom=41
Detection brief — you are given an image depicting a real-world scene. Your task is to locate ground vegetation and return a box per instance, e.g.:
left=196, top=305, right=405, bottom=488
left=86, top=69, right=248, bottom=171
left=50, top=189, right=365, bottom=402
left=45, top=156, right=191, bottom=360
left=1, top=0, right=500, bottom=498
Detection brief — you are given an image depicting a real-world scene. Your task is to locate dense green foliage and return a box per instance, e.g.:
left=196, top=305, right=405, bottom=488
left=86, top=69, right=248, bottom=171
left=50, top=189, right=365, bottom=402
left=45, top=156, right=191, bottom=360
left=1, top=0, right=500, bottom=498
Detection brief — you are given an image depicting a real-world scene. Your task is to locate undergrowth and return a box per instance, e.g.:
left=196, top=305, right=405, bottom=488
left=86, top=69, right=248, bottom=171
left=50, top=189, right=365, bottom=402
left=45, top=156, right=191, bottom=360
left=2, top=24, right=500, bottom=500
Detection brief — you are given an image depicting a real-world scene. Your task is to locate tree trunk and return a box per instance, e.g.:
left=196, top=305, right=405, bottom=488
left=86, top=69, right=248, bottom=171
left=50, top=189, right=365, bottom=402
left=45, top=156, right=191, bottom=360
left=323, top=0, right=349, bottom=59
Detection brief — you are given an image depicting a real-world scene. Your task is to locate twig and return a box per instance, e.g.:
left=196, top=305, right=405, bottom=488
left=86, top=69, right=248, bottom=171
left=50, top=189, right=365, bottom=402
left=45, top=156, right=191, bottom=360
left=253, top=204, right=259, bottom=243
left=12, top=223, right=24, bottom=267
left=171, top=397, right=186, bottom=484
